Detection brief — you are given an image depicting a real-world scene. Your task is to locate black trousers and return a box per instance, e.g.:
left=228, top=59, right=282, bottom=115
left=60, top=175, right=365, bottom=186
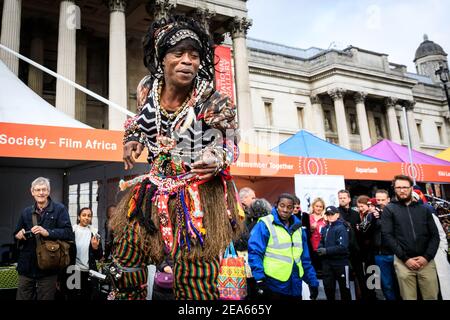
left=16, top=274, right=58, bottom=300
left=322, top=261, right=351, bottom=301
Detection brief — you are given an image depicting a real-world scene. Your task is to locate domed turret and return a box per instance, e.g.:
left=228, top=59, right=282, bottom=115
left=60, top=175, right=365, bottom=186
left=414, top=34, right=447, bottom=62
left=414, top=35, right=448, bottom=83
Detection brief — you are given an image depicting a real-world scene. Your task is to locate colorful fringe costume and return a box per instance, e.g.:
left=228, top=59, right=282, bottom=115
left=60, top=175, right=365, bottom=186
left=111, top=16, right=245, bottom=300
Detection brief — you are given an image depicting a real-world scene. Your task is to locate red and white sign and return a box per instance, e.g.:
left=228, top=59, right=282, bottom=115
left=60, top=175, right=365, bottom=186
left=214, top=45, right=235, bottom=104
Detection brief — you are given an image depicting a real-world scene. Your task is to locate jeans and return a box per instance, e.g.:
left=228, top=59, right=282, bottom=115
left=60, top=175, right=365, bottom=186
left=374, top=254, right=397, bottom=300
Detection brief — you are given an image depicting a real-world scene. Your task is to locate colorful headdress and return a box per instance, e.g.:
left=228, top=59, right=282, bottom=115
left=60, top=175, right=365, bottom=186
left=143, top=16, right=215, bottom=81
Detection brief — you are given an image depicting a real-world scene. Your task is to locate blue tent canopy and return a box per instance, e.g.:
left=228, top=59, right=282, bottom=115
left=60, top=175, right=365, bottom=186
left=271, top=130, right=385, bottom=162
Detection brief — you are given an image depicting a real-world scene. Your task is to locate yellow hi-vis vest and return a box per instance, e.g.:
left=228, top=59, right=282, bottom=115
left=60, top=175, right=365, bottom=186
left=260, top=215, right=304, bottom=282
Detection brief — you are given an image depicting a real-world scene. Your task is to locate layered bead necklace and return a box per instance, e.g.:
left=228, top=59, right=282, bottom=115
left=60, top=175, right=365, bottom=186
left=150, top=77, right=209, bottom=155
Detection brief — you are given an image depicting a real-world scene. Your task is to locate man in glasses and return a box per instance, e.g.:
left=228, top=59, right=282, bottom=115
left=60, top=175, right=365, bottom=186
left=381, top=174, right=440, bottom=300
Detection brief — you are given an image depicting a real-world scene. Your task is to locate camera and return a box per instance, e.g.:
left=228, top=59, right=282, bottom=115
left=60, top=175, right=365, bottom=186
left=24, top=230, right=34, bottom=239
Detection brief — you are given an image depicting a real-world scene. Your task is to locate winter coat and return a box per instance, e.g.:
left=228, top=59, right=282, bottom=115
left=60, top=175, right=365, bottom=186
left=14, top=198, right=74, bottom=278
left=381, top=200, right=439, bottom=262
left=248, top=208, right=319, bottom=297
left=318, top=219, right=349, bottom=263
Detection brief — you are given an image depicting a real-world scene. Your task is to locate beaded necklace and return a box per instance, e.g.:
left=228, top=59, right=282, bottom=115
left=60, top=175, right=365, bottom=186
left=157, top=81, right=191, bottom=121
left=151, top=78, right=209, bottom=155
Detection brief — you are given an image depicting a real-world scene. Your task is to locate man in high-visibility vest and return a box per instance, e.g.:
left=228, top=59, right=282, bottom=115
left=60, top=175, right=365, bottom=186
left=248, top=193, right=319, bottom=299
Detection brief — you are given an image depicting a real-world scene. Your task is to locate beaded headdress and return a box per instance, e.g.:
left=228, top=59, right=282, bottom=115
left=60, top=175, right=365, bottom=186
left=143, top=16, right=215, bottom=81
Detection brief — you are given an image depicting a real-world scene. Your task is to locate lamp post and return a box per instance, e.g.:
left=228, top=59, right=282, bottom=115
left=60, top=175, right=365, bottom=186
left=435, top=65, right=450, bottom=112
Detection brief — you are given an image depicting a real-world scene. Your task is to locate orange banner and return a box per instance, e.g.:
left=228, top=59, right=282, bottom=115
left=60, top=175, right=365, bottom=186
left=1, top=122, right=450, bottom=183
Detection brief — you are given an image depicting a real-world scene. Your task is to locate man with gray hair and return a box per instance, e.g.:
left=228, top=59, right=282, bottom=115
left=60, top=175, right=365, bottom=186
left=239, top=187, right=256, bottom=211
left=14, top=177, right=74, bottom=300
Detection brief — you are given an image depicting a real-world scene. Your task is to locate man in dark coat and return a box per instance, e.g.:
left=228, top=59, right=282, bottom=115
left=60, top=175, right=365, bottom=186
left=14, top=177, right=74, bottom=300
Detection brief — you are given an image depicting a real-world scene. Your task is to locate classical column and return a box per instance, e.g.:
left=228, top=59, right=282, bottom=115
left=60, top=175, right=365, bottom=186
left=75, top=33, right=87, bottom=123
left=403, top=100, right=421, bottom=150
left=55, top=0, right=77, bottom=118
left=230, top=17, right=253, bottom=134
left=328, top=88, right=350, bottom=149
left=384, top=97, right=402, bottom=144
left=354, top=92, right=371, bottom=150
left=0, top=0, right=22, bottom=75
left=108, top=0, right=128, bottom=130
left=194, top=8, right=216, bottom=35
left=146, top=0, right=175, bottom=21
left=27, top=26, right=44, bottom=96
left=310, top=95, right=326, bottom=139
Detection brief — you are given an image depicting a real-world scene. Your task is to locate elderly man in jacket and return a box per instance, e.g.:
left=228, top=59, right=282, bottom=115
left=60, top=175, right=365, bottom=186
left=14, top=177, right=74, bottom=300
left=381, top=175, right=440, bottom=300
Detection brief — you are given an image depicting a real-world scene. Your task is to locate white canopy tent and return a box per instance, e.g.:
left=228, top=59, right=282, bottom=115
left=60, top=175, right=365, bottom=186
left=0, top=60, right=90, bottom=128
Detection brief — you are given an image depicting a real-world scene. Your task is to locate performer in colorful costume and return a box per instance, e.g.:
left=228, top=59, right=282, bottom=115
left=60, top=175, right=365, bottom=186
left=110, top=15, right=244, bottom=300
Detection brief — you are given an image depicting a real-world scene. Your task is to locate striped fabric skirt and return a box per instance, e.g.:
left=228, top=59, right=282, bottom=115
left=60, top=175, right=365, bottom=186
left=173, top=254, right=220, bottom=300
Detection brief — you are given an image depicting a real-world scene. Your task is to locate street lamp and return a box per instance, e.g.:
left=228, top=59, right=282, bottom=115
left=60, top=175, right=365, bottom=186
left=435, top=65, right=450, bottom=112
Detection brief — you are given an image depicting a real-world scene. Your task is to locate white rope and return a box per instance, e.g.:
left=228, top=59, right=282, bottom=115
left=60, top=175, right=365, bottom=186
left=0, top=43, right=135, bottom=117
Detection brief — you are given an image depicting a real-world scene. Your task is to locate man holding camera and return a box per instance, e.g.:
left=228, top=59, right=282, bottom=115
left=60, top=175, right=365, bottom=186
left=14, top=177, right=74, bottom=300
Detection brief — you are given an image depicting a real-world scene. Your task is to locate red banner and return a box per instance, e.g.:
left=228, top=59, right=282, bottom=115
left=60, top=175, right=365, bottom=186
left=214, top=45, right=235, bottom=104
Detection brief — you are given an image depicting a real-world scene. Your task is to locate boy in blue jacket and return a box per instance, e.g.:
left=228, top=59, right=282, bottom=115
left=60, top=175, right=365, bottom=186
left=317, top=206, right=351, bottom=300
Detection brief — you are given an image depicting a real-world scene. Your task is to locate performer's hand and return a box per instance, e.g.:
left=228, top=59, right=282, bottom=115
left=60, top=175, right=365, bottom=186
left=191, top=155, right=219, bottom=180
left=123, top=141, right=144, bottom=170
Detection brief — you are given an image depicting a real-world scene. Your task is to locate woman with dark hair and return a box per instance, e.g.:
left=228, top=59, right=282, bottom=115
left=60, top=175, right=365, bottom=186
left=248, top=193, right=319, bottom=300
left=70, top=207, right=103, bottom=300
left=114, top=15, right=244, bottom=300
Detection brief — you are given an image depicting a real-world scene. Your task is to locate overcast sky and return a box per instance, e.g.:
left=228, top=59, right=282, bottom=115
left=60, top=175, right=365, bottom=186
left=246, top=0, right=450, bottom=73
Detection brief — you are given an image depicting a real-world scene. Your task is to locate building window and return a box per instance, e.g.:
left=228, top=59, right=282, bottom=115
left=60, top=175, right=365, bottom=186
left=68, top=181, right=99, bottom=230
left=264, top=101, right=273, bottom=127
left=324, top=110, right=334, bottom=132
left=296, top=103, right=304, bottom=129
left=397, top=116, right=404, bottom=140
left=349, top=114, right=359, bottom=134
left=416, top=121, right=423, bottom=142
left=374, top=117, right=384, bottom=139
left=436, top=123, right=443, bottom=144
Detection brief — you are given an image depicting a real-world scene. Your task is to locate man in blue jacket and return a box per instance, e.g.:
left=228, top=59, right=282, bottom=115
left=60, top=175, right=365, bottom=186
left=248, top=193, right=319, bottom=300
left=14, top=177, right=74, bottom=300
left=317, top=205, right=351, bottom=300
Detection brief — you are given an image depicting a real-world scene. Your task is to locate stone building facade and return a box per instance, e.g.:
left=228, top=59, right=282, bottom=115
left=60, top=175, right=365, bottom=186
left=247, top=35, right=450, bottom=155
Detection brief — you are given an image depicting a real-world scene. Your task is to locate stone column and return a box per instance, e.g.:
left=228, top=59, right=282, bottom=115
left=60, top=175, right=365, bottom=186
left=146, top=0, right=175, bottom=21
left=194, top=8, right=216, bottom=35
left=328, top=88, right=350, bottom=149
left=108, top=0, right=128, bottom=130
left=55, top=0, right=77, bottom=118
left=27, top=26, right=44, bottom=96
left=354, top=92, right=371, bottom=150
left=403, top=100, right=421, bottom=150
left=310, top=95, right=326, bottom=139
left=230, top=17, right=253, bottom=135
left=75, top=33, right=87, bottom=123
left=384, top=97, right=402, bottom=144
left=0, top=0, right=22, bottom=75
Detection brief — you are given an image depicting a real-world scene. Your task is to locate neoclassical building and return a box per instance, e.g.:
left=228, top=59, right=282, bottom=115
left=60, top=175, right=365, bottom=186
left=1, top=0, right=449, bottom=156
left=246, top=35, right=450, bottom=155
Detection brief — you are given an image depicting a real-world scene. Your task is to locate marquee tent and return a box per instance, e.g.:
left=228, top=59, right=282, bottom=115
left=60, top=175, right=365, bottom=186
left=272, top=129, right=385, bottom=162
left=361, top=139, right=450, bottom=166
left=436, top=147, right=450, bottom=162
